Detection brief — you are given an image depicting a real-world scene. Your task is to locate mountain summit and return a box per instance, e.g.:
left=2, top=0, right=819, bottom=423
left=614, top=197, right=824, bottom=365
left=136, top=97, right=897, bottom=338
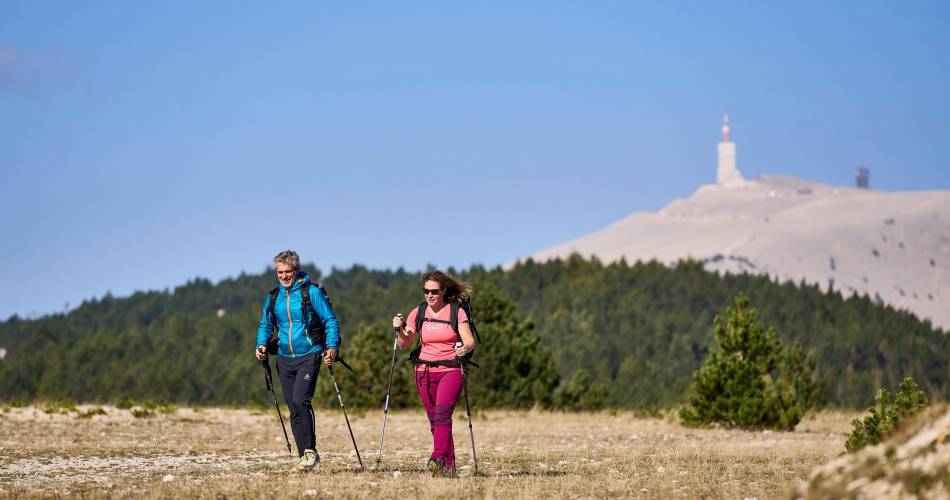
left=529, top=116, right=949, bottom=329
left=530, top=176, right=949, bottom=329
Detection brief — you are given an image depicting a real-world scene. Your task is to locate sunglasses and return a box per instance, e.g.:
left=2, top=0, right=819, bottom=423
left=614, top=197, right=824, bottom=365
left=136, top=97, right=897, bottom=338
left=422, top=288, right=442, bottom=296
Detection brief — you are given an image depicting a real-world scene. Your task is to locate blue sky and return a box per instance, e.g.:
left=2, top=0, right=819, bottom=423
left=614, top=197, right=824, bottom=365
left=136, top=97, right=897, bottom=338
left=1, top=1, right=948, bottom=319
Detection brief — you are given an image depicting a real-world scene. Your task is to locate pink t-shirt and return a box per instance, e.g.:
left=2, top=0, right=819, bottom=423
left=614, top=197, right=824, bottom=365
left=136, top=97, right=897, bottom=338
left=407, top=304, right=469, bottom=372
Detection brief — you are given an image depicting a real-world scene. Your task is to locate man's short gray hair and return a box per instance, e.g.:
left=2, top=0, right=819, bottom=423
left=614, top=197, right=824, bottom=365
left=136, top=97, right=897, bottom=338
left=273, top=250, right=300, bottom=270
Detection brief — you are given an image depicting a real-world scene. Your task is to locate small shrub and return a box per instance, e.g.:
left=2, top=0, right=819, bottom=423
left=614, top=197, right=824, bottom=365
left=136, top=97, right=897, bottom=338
left=115, top=398, right=134, bottom=409
left=77, top=407, right=107, bottom=419
left=131, top=407, right=155, bottom=418
left=136, top=399, right=177, bottom=414
left=844, top=377, right=928, bottom=453
left=9, top=397, right=30, bottom=408
left=42, top=400, right=78, bottom=414
left=155, top=400, right=177, bottom=414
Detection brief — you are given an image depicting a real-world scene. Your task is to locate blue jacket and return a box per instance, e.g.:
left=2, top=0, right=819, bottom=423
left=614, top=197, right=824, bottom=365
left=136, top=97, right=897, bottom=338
left=256, top=272, right=340, bottom=358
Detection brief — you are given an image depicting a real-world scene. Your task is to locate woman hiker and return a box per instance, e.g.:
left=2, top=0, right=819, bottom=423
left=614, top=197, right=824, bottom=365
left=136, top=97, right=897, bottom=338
left=391, top=270, right=477, bottom=477
left=255, top=250, right=340, bottom=471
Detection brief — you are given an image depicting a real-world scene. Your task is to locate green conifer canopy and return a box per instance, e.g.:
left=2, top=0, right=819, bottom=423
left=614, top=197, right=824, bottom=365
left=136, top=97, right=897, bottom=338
left=679, top=293, right=820, bottom=430
left=0, top=256, right=945, bottom=408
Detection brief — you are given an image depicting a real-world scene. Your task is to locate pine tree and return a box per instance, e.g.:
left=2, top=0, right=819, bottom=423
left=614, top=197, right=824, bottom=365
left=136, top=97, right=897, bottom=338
left=551, top=369, right=606, bottom=410
left=466, top=282, right=562, bottom=408
left=844, top=377, right=928, bottom=452
left=679, top=293, right=820, bottom=430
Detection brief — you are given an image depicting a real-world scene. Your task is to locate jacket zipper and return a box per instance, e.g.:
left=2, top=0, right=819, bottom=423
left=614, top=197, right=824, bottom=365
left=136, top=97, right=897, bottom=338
left=286, top=288, right=295, bottom=356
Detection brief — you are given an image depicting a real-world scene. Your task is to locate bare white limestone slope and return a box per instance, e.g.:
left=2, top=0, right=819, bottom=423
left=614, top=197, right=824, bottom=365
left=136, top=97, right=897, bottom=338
left=529, top=175, right=950, bottom=330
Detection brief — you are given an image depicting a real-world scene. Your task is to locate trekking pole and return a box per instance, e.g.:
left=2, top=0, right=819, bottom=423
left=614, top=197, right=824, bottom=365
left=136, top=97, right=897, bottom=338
left=374, top=325, right=400, bottom=470
left=327, top=361, right=363, bottom=470
left=456, top=342, right=478, bottom=476
left=261, top=358, right=292, bottom=455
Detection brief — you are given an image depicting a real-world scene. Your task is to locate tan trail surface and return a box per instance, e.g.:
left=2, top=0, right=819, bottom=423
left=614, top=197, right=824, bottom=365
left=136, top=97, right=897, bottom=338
left=0, top=406, right=852, bottom=499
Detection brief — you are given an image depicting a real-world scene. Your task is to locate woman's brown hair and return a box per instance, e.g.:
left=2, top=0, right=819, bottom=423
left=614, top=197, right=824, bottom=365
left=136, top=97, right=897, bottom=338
left=422, top=270, right=470, bottom=303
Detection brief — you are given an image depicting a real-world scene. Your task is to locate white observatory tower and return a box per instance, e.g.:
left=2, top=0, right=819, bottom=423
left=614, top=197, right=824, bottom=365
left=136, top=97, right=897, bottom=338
left=717, top=113, right=745, bottom=186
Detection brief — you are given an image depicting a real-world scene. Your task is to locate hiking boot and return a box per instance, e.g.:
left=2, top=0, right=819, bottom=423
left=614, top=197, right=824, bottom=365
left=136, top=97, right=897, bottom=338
left=426, top=457, right=444, bottom=477
left=298, top=449, right=319, bottom=471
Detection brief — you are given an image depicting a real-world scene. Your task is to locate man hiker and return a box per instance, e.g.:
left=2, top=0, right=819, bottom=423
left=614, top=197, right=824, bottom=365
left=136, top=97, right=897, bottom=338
left=255, top=250, right=340, bottom=471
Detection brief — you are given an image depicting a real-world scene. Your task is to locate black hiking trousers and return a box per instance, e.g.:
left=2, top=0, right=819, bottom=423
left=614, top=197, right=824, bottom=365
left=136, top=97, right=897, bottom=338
left=276, top=352, right=321, bottom=456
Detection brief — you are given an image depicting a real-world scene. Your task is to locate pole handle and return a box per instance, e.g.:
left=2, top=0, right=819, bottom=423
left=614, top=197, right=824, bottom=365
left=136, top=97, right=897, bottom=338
left=393, top=313, right=404, bottom=335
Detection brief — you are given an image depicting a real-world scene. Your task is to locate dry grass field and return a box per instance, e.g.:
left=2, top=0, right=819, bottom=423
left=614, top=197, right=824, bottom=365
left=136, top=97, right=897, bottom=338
left=0, top=404, right=855, bottom=499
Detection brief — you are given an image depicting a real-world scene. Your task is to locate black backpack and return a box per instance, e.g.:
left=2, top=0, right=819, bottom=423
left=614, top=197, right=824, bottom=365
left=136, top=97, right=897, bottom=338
left=264, top=280, right=333, bottom=355
left=409, top=298, right=482, bottom=367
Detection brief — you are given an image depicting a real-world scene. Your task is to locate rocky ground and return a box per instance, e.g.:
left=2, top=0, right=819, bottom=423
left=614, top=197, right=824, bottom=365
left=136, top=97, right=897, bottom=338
left=0, top=404, right=853, bottom=499
left=796, top=404, right=950, bottom=499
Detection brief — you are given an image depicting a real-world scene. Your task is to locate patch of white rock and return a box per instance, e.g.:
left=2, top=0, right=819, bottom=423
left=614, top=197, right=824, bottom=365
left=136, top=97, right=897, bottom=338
left=529, top=175, right=950, bottom=331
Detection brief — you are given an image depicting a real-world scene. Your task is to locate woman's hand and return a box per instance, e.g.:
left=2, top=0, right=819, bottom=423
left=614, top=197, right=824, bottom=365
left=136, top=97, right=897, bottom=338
left=454, top=342, right=472, bottom=358
left=255, top=345, right=267, bottom=361
left=392, top=314, right=405, bottom=331
left=393, top=313, right=416, bottom=349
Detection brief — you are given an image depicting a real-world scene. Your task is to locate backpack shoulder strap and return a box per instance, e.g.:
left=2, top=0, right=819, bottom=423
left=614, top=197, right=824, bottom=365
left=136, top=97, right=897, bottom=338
left=408, top=302, right=427, bottom=364
left=413, top=302, right=427, bottom=333
left=449, top=302, right=460, bottom=336
left=301, top=280, right=313, bottom=330
left=461, top=298, right=482, bottom=344
left=300, top=279, right=311, bottom=307
left=267, top=287, right=280, bottom=328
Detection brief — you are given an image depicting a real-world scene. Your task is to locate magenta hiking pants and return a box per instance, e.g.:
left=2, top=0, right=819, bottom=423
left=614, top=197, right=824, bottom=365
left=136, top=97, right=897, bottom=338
left=415, top=367, right=463, bottom=468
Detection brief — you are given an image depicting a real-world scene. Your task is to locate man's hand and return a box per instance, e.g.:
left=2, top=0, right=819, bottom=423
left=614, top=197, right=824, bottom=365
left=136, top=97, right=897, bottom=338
left=255, top=345, right=267, bottom=361
left=323, top=348, right=337, bottom=365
